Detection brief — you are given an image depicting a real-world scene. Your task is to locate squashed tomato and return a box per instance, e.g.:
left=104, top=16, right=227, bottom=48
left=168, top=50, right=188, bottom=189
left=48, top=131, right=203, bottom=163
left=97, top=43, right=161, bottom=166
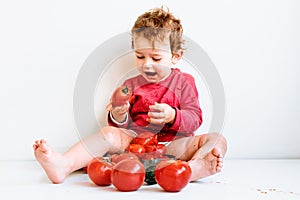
left=132, top=131, right=158, bottom=146
left=126, top=143, right=146, bottom=154
left=111, top=159, right=145, bottom=192
left=144, top=143, right=166, bottom=156
left=87, top=157, right=114, bottom=186
left=155, top=160, right=192, bottom=192
left=111, top=85, right=132, bottom=107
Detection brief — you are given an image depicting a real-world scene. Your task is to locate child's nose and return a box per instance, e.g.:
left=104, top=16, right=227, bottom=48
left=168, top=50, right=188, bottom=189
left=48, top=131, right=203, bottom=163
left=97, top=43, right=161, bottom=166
left=143, top=57, right=153, bottom=68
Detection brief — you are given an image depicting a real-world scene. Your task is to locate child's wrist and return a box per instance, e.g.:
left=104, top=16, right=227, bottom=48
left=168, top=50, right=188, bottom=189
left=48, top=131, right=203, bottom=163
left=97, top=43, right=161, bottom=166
left=110, top=112, right=128, bottom=125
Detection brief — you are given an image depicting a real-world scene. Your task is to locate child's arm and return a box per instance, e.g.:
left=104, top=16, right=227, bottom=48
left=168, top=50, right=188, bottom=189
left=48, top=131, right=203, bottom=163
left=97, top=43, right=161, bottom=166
left=167, top=74, right=203, bottom=135
left=107, top=102, right=130, bottom=127
left=147, top=74, right=202, bottom=136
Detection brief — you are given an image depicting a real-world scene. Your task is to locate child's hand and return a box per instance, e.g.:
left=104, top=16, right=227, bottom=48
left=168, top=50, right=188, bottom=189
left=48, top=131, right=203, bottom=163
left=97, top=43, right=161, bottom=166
left=106, top=101, right=130, bottom=123
left=148, top=102, right=176, bottom=125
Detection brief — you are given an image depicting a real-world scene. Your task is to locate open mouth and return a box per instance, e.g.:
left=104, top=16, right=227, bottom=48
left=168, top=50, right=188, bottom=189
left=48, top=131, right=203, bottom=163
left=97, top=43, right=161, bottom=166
left=145, top=72, right=157, bottom=76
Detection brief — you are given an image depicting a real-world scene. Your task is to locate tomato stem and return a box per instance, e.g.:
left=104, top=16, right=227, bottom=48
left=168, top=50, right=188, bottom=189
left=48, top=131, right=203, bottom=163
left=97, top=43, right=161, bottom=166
left=121, top=85, right=129, bottom=94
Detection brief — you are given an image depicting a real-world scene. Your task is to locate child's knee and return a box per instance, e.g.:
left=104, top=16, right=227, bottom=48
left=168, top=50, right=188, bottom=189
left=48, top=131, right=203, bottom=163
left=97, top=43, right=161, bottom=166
left=203, top=132, right=227, bottom=153
left=215, top=134, right=227, bottom=152
left=209, top=132, right=227, bottom=145
left=99, top=126, right=132, bottom=152
left=200, top=132, right=224, bottom=143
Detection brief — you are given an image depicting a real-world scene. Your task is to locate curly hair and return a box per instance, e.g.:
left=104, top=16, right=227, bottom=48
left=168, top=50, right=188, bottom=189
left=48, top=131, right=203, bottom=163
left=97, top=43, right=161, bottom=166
left=131, top=7, right=184, bottom=54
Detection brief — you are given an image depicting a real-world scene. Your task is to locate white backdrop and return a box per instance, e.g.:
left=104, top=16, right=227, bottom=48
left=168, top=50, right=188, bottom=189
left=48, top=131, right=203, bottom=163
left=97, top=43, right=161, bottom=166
left=0, top=0, right=299, bottom=160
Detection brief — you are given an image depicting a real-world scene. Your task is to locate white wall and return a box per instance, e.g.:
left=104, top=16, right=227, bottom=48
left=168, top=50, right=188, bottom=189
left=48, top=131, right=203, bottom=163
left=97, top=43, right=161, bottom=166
left=0, top=0, right=299, bottom=160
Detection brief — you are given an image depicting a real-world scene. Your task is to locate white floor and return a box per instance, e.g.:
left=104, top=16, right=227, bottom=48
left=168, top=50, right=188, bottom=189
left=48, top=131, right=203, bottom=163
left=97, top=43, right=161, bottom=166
left=1, top=159, right=300, bottom=200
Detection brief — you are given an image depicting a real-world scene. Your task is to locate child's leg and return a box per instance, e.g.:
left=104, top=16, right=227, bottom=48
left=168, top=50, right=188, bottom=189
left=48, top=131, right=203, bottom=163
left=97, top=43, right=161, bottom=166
left=164, top=133, right=227, bottom=181
left=33, top=126, right=134, bottom=184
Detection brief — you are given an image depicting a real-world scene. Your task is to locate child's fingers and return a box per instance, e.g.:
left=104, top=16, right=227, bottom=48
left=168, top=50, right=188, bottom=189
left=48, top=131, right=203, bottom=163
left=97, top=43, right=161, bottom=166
left=118, top=102, right=130, bottom=112
left=148, top=110, right=166, bottom=124
left=113, top=108, right=126, bottom=116
left=149, top=102, right=164, bottom=112
left=148, top=111, right=165, bottom=119
left=147, top=117, right=165, bottom=124
left=106, top=103, right=112, bottom=111
left=111, top=102, right=130, bottom=116
left=106, top=99, right=113, bottom=111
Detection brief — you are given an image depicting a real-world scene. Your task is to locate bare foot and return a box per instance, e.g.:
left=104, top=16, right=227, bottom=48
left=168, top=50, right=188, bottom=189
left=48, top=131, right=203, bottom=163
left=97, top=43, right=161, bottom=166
left=33, top=139, right=70, bottom=184
left=188, top=147, right=224, bottom=181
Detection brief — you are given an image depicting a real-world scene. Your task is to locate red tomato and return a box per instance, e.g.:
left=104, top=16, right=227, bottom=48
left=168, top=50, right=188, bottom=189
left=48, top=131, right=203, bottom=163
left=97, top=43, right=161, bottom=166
left=126, top=143, right=146, bottom=154
left=144, top=144, right=166, bottom=155
left=87, top=157, right=114, bottom=186
left=132, top=131, right=158, bottom=146
left=111, top=85, right=132, bottom=107
left=111, top=159, right=145, bottom=192
left=155, top=160, right=192, bottom=192
left=110, top=152, right=139, bottom=164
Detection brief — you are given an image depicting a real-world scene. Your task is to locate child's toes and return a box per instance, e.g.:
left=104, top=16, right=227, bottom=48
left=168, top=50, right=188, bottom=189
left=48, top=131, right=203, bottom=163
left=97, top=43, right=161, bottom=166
left=34, top=140, right=40, bottom=146
left=217, top=161, right=223, bottom=168
left=39, top=140, right=50, bottom=152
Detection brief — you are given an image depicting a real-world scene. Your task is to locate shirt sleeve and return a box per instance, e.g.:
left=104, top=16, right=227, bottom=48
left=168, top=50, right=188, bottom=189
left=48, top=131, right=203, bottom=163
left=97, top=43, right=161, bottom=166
left=166, top=74, right=203, bottom=136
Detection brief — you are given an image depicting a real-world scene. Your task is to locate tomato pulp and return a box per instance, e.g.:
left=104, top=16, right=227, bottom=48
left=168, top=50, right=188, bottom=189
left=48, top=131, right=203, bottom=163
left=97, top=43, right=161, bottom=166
left=132, top=131, right=158, bottom=146
left=126, top=143, right=146, bottom=154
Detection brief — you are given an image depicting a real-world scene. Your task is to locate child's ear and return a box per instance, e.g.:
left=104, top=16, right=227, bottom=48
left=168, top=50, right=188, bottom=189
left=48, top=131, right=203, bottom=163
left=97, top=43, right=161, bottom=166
left=171, top=51, right=183, bottom=64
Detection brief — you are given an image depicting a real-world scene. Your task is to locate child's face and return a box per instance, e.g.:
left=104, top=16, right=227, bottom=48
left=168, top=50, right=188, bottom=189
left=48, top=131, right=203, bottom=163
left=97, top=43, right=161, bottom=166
left=133, top=36, right=181, bottom=83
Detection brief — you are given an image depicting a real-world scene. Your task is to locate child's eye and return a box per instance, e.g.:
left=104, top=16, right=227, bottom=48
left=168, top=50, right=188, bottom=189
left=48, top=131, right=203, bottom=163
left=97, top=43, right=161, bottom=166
left=152, top=58, right=161, bottom=61
left=136, top=55, right=144, bottom=59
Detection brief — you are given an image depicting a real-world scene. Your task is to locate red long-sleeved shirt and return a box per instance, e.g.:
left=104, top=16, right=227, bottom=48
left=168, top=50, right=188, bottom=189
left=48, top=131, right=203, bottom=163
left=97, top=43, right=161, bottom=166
left=108, top=68, right=202, bottom=142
